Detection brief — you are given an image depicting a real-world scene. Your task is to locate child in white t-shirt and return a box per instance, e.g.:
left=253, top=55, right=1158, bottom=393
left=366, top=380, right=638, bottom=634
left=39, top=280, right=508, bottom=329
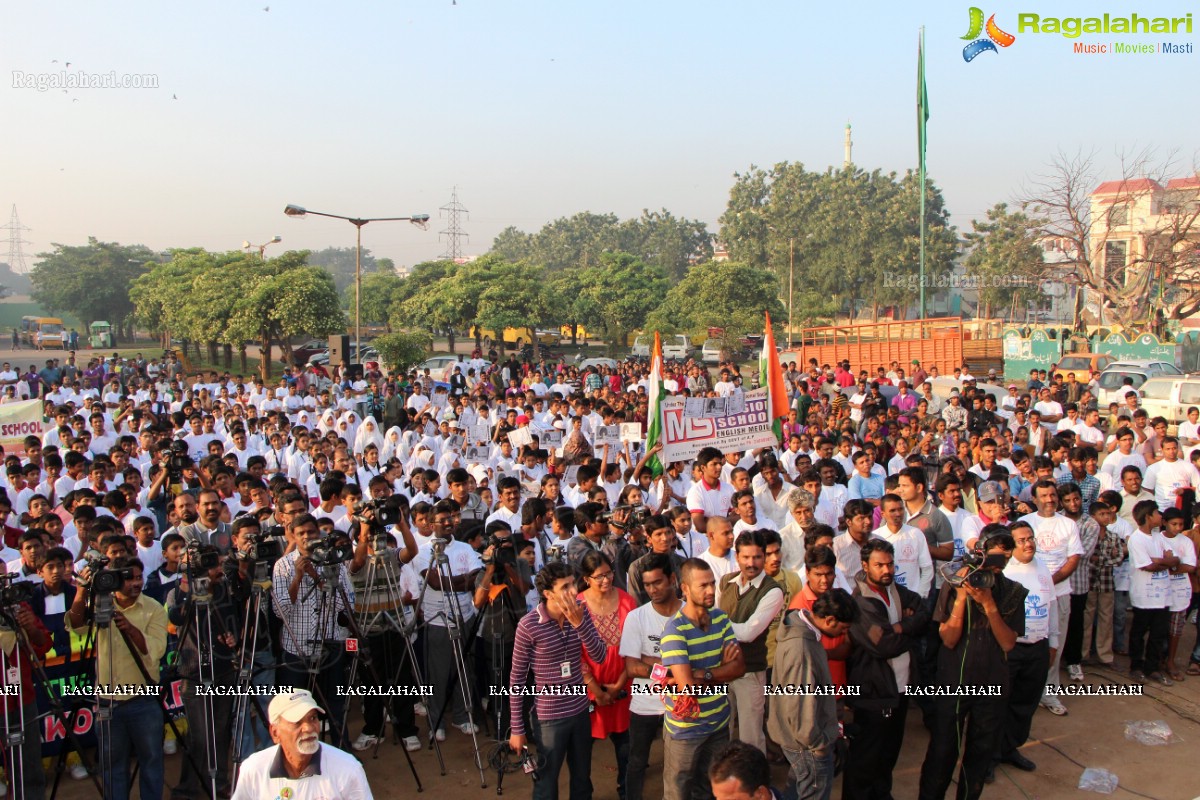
left=1160, top=508, right=1197, bottom=682
left=1127, top=500, right=1178, bottom=684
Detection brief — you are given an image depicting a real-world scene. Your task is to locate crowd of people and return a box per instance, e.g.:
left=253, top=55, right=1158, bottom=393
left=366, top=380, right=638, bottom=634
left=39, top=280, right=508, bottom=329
left=0, top=346, right=1195, bottom=800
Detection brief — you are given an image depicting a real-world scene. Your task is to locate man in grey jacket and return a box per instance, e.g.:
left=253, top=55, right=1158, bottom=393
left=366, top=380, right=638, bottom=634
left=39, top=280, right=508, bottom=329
left=767, top=589, right=859, bottom=800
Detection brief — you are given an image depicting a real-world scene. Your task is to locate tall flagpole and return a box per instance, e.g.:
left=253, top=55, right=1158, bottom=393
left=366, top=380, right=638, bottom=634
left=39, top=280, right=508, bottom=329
left=918, top=26, right=928, bottom=319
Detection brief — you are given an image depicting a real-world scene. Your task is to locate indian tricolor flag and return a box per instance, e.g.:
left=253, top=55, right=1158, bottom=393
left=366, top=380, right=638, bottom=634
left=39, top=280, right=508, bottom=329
left=644, top=331, right=666, bottom=477
left=759, top=312, right=790, bottom=441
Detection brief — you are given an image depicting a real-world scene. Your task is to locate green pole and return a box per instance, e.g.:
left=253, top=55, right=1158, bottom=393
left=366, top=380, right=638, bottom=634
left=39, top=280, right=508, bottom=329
left=918, top=26, right=928, bottom=319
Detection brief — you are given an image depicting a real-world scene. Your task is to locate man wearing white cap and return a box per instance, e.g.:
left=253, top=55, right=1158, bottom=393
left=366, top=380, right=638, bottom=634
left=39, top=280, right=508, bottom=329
left=231, top=689, right=372, bottom=800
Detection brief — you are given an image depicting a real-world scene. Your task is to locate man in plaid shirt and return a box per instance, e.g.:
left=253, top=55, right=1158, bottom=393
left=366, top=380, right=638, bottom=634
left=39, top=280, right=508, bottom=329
left=1083, top=498, right=1128, bottom=666
left=1060, top=482, right=1101, bottom=681
left=1056, top=446, right=1101, bottom=514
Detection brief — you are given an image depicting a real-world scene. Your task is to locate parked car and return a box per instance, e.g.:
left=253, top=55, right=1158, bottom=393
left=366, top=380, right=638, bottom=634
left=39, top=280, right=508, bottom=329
left=631, top=334, right=692, bottom=360
left=701, top=339, right=725, bottom=364
left=1137, top=375, right=1200, bottom=427
left=576, top=356, right=619, bottom=371
left=287, top=338, right=330, bottom=365
left=308, top=345, right=377, bottom=367
left=412, top=355, right=487, bottom=383
left=1096, top=360, right=1183, bottom=407
left=1051, top=352, right=1116, bottom=377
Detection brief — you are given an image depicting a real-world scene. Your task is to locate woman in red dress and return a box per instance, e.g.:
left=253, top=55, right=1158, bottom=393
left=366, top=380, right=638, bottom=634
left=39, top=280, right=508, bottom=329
left=577, top=550, right=635, bottom=800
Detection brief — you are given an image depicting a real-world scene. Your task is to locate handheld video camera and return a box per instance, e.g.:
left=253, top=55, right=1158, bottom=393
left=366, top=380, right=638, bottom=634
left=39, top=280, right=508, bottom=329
left=481, top=533, right=516, bottom=568
left=545, top=543, right=566, bottom=564
left=166, top=440, right=191, bottom=481
left=599, top=504, right=651, bottom=531
left=940, top=543, right=1008, bottom=591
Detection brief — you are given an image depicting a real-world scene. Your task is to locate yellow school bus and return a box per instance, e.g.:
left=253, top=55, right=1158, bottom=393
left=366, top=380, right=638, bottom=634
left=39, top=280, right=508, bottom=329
left=20, top=316, right=66, bottom=348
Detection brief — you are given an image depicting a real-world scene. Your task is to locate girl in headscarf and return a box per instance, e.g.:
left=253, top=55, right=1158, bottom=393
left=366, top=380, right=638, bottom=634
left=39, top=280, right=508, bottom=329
left=353, top=417, right=384, bottom=456
left=381, top=426, right=405, bottom=463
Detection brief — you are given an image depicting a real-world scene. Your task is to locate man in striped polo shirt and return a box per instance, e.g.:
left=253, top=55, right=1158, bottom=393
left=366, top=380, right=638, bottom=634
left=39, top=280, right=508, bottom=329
left=509, top=561, right=608, bottom=800
left=660, top=558, right=747, bottom=800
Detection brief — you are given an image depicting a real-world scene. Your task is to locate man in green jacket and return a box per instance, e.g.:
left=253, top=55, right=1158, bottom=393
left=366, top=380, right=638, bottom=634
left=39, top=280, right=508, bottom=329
left=768, top=589, right=858, bottom=800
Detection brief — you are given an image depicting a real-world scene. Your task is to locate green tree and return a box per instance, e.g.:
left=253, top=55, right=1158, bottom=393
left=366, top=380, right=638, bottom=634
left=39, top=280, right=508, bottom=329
left=963, top=203, right=1047, bottom=319
left=394, top=258, right=488, bottom=353
left=618, top=210, right=713, bottom=281
left=373, top=331, right=433, bottom=375
left=718, top=163, right=957, bottom=321
left=354, top=272, right=407, bottom=331
left=31, top=238, right=155, bottom=339
left=645, top=261, right=784, bottom=337
left=476, top=260, right=558, bottom=360
left=576, top=252, right=669, bottom=351
left=305, top=246, right=380, bottom=294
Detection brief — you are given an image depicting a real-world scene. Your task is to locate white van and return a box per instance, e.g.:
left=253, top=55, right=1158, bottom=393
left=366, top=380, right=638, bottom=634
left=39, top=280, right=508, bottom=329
left=632, top=335, right=692, bottom=360
left=1137, top=375, right=1200, bottom=426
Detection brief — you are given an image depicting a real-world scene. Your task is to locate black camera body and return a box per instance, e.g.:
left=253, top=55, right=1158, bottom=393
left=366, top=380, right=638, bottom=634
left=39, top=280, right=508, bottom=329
left=600, top=504, right=650, bottom=530
left=0, top=574, right=35, bottom=608
left=187, top=544, right=221, bottom=572
left=940, top=547, right=1007, bottom=591
left=86, top=556, right=135, bottom=595
left=167, top=440, right=191, bottom=477
left=239, top=532, right=285, bottom=565
left=481, top=534, right=516, bottom=568
left=309, top=534, right=354, bottom=567
left=352, top=496, right=404, bottom=529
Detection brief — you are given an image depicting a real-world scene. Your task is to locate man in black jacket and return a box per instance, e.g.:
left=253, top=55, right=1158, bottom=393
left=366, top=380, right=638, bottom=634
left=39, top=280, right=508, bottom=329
left=844, top=538, right=930, bottom=800
left=919, top=524, right=1024, bottom=800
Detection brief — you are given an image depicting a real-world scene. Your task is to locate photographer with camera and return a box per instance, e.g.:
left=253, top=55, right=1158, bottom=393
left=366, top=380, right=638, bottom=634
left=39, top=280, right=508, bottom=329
left=67, top=555, right=169, bottom=800
left=473, top=520, right=532, bottom=738
left=918, top=525, right=1023, bottom=800
left=0, top=570, right=51, bottom=800
left=346, top=495, right=422, bottom=751
left=166, top=543, right=239, bottom=799
left=272, top=512, right=356, bottom=749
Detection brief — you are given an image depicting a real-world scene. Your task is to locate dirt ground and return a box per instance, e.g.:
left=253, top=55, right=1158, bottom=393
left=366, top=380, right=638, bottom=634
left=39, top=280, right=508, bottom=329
left=38, top=623, right=1198, bottom=800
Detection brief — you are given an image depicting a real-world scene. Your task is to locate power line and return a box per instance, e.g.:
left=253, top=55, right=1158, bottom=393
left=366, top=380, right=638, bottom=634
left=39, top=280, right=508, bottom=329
left=438, top=187, right=469, bottom=262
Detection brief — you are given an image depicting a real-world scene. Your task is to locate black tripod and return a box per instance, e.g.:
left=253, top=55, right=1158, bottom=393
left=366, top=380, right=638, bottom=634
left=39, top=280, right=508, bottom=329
left=229, top=556, right=276, bottom=788
left=348, top=530, right=438, bottom=765
left=411, top=536, right=487, bottom=787
left=0, top=597, right=104, bottom=800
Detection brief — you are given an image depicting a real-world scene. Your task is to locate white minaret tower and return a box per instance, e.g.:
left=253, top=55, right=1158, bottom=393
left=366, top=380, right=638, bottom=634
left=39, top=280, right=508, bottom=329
left=843, top=122, right=853, bottom=169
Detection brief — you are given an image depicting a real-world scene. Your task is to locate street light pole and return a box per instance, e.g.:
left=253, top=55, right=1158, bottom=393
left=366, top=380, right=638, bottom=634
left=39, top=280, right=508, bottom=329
left=242, top=235, right=282, bottom=259
left=284, top=205, right=429, bottom=366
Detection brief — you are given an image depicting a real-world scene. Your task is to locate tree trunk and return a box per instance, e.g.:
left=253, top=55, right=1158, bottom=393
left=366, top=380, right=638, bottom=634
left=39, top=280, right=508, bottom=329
left=571, top=323, right=579, bottom=346
left=239, top=345, right=248, bottom=374
left=207, top=341, right=218, bottom=365
left=448, top=330, right=456, bottom=353
left=261, top=332, right=272, bottom=382
left=192, top=340, right=201, bottom=362
left=223, top=343, right=232, bottom=370
left=530, top=328, right=540, bottom=362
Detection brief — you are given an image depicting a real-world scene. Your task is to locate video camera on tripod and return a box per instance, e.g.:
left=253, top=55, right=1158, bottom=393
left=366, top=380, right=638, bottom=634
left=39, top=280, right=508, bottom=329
left=0, top=574, right=35, bottom=628
left=82, top=554, right=135, bottom=596
left=309, top=532, right=354, bottom=567
left=234, top=530, right=285, bottom=566
left=480, top=532, right=517, bottom=569
left=350, top=496, right=405, bottom=529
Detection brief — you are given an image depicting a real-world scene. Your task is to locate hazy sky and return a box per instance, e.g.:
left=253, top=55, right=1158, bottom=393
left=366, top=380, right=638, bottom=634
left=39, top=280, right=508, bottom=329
left=4, top=0, right=1197, bottom=269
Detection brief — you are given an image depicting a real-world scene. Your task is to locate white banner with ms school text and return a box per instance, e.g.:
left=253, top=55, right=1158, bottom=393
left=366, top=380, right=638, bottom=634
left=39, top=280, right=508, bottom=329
left=0, top=399, right=45, bottom=450
left=660, top=388, right=777, bottom=463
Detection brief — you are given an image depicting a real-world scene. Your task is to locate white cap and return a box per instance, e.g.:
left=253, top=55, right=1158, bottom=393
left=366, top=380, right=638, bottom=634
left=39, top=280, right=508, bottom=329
left=268, top=689, right=322, bottom=724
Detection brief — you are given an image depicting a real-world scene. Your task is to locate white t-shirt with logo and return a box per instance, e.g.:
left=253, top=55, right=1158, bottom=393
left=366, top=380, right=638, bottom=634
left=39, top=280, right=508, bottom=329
left=1128, top=530, right=1171, bottom=609
left=1019, top=512, right=1083, bottom=597
left=1161, top=534, right=1197, bottom=612
left=1004, top=557, right=1058, bottom=646
left=1143, top=458, right=1200, bottom=511
left=619, top=602, right=676, bottom=717
left=870, top=524, right=933, bottom=596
